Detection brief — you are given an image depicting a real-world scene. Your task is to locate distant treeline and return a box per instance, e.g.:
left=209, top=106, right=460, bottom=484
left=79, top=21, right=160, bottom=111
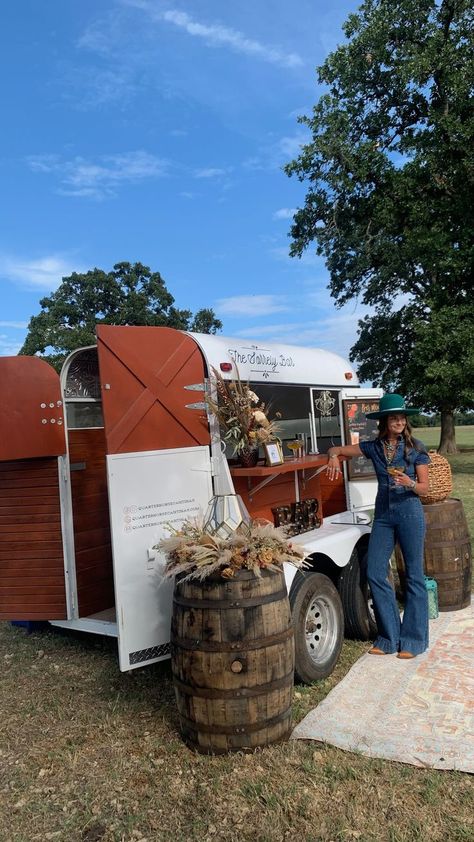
left=411, top=413, right=474, bottom=427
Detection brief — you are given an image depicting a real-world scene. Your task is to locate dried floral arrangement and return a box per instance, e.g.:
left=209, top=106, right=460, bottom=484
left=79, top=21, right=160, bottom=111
left=156, top=518, right=307, bottom=581
left=206, top=366, right=280, bottom=455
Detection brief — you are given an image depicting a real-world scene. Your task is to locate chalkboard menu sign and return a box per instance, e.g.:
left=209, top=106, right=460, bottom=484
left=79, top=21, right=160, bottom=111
left=342, top=399, right=380, bottom=479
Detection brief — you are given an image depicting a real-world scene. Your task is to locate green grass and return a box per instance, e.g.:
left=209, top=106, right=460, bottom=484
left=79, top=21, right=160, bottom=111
left=414, top=425, right=474, bottom=451
left=1, top=450, right=473, bottom=841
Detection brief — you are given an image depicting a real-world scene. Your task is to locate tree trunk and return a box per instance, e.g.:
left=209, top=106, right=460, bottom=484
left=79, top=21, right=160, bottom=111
left=438, top=408, right=458, bottom=454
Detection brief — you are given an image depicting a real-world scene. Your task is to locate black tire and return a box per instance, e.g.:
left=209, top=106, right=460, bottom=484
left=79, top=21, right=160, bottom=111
left=338, top=548, right=377, bottom=641
left=289, top=571, right=344, bottom=684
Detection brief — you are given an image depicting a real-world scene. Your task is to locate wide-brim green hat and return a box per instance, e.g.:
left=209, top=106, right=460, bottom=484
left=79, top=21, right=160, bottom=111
left=366, top=393, right=420, bottom=420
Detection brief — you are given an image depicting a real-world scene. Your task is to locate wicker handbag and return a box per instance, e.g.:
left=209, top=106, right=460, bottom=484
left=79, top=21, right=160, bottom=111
left=419, top=450, right=453, bottom=505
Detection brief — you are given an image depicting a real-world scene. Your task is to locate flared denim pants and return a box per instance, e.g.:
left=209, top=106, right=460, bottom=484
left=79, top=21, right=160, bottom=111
left=367, top=494, right=428, bottom=655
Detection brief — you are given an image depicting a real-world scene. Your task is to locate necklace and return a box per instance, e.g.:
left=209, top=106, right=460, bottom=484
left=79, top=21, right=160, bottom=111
left=383, top=438, right=399, bottom=464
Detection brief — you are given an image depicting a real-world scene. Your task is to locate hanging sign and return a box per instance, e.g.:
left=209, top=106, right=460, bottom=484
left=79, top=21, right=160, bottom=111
left=342, top=399, right=380, bottom=479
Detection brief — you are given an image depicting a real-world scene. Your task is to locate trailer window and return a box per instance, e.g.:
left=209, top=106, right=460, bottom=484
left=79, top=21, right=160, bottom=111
left=63, top=349, right=104, bottom=429
left=252, top=384, right=342, bottom=455
left=66, top=401, right=104, bottom=429
left=311, top=389, right=342, bottom=453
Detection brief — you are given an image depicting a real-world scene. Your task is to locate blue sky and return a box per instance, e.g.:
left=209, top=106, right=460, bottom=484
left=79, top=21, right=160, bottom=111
left=0, top=0, right=369, bottom=361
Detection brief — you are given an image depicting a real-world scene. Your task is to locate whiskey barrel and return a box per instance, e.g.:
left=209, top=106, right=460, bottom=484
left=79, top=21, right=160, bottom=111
left=395, top=498, right=472, bottom=611
left=423, top=499, right=471, bottom=611
left=170, top=568, right=295, bottom=754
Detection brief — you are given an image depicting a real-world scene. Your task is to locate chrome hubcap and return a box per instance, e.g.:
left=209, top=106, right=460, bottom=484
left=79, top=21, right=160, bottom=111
left=305, top=595, right=338, bottom=664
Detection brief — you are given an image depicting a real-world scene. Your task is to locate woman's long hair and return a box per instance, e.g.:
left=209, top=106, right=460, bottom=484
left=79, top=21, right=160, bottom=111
left=377, top=416, right=422, bottom=461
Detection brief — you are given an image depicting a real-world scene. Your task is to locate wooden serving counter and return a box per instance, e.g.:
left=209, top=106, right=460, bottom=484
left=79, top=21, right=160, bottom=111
left=229, top=454, right=347, bottom=523
left=229, top=454, right=329, bottom=478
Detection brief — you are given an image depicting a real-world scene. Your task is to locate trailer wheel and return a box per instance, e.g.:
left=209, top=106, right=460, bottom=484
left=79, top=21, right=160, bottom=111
left=338, top=548, right=377, bottom=641
left=290, top=571, right=344, bottom=684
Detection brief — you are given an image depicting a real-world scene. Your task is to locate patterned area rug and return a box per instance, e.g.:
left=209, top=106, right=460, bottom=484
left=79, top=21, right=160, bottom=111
left=292, top=603, right=474, bottom=772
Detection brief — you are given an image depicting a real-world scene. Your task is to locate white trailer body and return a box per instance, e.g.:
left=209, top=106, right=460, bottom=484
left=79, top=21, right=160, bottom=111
left=0, top=327, right=381, bottom=680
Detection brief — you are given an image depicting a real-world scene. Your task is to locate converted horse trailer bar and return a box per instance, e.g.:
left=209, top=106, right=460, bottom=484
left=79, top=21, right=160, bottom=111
left=0, top=327, right=381, bottom=682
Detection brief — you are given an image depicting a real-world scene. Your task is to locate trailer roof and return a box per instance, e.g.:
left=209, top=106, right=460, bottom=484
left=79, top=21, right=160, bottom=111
left=188, top=333, right=359, bottom=387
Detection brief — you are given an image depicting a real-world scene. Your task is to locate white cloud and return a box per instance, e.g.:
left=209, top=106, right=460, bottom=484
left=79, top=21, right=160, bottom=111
left=77, top=19, right=116, bottom=54
left=78, top=68, right=137, bottom=109
left=0, top=334, right=24, bottom=356
left=0, top=320, right=29, bottom=329
left=215, top=295, right=290, bottom=317
left=160, top=9, right=302, bottom=68
left=28, top=150, right=169, bottom=199
left=229, top=285, right=374, bottom=359
left=0, top=254, right=82, bottom=290
left=277, top=132, right=310, bottom=160
left=194, top=167, right=229, bottom=179
left=243, top=130, right=310, bottom=171
left=234, top=313, right=362, bottom=359
left=273, top=208, right=297, bottom=220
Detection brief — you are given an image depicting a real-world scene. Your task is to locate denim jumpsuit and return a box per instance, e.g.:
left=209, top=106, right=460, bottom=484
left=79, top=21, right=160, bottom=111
left=359, top=438, right=431, bottom=655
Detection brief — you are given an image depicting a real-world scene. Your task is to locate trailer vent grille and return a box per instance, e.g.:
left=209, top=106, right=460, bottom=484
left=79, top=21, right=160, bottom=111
left=129, top=643, right=171, bottom=665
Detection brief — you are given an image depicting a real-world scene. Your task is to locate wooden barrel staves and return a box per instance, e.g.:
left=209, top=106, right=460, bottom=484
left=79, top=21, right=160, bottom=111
left=170, top=568, right=295, bottom=754
left=396, top=498, right=472, bottom=610
left=423, top=499, right=472, bottom=611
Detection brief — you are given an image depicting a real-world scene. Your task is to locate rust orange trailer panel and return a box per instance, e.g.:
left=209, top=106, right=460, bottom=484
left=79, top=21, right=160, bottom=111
left=0, top=357, right=66, bottom=461
left=0, top=357, right=67, bottom=620
left=96, top=326, right=210, bottom=454
left=0, top=458, right=66, bottom=620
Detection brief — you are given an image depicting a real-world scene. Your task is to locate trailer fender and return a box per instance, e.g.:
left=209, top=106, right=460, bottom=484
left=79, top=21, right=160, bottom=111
left=288, top=518, right=371, bottom=569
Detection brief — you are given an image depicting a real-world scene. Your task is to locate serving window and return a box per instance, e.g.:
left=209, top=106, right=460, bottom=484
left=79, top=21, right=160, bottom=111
left=250, top=383, right=312, bottom=456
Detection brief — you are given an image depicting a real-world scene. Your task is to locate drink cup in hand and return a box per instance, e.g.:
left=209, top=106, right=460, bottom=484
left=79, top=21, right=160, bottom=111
left=387, top=465, right=405, bottom=492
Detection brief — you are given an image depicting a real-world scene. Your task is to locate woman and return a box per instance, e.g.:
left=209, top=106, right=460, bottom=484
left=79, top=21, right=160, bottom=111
left=326, top=393, right=431, bottom=659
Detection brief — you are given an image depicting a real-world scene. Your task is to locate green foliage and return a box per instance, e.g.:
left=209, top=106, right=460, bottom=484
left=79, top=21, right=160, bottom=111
left=286, top=0, right=474, bottom=429
left=352, top=301, right=474, bottom=413
left=20, top=261, right=222, bottom=370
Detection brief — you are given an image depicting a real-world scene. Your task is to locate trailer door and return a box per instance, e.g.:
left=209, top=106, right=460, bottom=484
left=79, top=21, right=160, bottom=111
left=95, top=325, right=209, bottom=455
left=339, top=389, right=383, bottom=512
left=107, top=446, right=213, bottom=671
left=0, top=357, right=68, bottom=620
left=95, top=325, right=213, bottom=670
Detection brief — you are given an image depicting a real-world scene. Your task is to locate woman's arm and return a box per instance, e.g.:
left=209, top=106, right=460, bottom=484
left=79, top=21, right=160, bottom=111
left=392, top=463, right=430, bottom=496
left=326, top=444, right=363, bottom=480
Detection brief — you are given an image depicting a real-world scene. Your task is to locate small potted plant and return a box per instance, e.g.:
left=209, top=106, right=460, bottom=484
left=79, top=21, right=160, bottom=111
left=206, top=367, right=280, bottom=467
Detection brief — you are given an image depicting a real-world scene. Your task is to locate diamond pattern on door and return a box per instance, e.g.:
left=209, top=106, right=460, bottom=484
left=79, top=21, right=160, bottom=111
left=96, top=326, right=210, bottom=454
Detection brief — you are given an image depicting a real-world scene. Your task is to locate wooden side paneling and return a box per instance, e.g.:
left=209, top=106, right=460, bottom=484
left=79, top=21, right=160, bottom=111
left=0, top=458, right=66, bottom=620
left=318, top=472, right=346, bottom=517
left=233, top=469, right=346, bottom=524
left=69, top=429, right=115, bottom=616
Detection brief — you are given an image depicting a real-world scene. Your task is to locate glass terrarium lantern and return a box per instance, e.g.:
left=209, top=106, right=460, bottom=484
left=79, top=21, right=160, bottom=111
left=203, top=494, right=251, bottom=539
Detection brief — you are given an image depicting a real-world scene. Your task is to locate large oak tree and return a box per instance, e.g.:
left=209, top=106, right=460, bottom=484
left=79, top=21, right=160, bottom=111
left=20, top=261, right=222, bottom=371
left=286, top=0, right=473, bottom=452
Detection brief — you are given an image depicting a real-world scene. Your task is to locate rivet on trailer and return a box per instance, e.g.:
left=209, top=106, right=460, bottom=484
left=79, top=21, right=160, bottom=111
left=0, top=326, right=382, bottom=682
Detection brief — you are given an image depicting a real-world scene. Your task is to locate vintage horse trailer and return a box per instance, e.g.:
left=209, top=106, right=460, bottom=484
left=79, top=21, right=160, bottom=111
left=0, top=326, right=382, bottom=682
